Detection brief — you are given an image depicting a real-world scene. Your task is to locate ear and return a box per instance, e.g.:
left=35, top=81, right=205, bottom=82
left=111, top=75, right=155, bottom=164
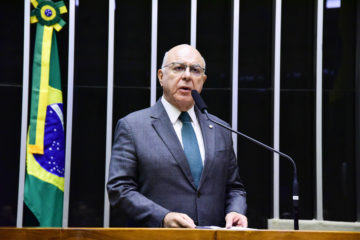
left=202, top=74, right=207, bottom=84
left=158, top=69, right=164, bottom=86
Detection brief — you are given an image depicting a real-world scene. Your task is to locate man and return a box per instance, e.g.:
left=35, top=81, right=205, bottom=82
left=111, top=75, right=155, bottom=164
left=107, top=44, right=247, bottom=228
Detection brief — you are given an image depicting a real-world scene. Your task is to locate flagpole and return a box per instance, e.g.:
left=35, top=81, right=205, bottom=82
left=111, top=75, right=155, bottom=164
left=103, top=0, right=116, bottom=227
left=17, top=0, right=31, bottom=228
left=62, top=0, right=76, bottom=227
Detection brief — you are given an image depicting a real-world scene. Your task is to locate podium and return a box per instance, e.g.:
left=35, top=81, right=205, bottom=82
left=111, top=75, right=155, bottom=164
left=0, top=228, right=359, bottom=240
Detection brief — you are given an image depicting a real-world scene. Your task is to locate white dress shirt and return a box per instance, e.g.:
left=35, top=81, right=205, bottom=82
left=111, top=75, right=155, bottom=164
left=161, top=97, right=205, bottom=165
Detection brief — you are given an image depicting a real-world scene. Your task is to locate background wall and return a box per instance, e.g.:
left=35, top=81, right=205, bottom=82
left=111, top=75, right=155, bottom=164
left=0, top=0, right=359, bottom=229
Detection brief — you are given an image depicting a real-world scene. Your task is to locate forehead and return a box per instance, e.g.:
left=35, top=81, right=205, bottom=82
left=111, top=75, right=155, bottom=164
left=167, top=47, right=204, bottom=66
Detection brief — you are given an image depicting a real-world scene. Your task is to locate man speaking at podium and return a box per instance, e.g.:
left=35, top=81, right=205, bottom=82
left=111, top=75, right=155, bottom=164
left=107, top=44, right=247, bottom=228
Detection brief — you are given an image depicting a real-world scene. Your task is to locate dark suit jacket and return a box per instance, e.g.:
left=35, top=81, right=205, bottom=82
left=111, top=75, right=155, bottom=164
left=107, top=100, right=246, bottom=227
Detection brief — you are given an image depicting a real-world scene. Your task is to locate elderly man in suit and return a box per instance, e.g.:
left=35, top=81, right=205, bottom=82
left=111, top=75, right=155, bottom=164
left=107, top=44, right=247, bottom=228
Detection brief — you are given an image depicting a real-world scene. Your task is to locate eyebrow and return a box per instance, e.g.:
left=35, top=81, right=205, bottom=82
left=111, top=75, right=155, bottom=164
left=172, top=62, right=204, bottom=68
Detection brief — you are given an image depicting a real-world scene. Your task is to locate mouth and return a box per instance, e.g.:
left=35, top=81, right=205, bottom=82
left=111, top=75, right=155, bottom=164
left=178, top=87, right=192, bottom=93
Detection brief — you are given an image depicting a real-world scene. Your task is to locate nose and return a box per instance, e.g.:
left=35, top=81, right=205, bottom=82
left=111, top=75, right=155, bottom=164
left=182, top=66, right=191, bottom=80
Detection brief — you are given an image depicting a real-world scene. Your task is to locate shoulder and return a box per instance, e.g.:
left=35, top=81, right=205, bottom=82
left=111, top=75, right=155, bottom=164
left=112, top=107, right=153, bottom=141
left=116, top=107, right=152, bottom=129
left=115, top=101, right=163, bottom=129
left=124, top=107, right=152, bottom=121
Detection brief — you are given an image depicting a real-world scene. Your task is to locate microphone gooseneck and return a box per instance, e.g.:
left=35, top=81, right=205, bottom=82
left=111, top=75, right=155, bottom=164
left=191, top=90, right=299, bottom=230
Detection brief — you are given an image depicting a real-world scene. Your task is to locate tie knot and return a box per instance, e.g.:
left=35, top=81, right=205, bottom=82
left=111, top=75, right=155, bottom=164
left=179, top=112, right=192, bottom=123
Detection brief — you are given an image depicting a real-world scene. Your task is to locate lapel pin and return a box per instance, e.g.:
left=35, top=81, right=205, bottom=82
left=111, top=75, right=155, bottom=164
left=209, top=124, right=213, bottom=129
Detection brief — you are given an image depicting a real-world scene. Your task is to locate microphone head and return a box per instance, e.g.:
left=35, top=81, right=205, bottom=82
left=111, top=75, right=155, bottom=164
left=191, top=90, right=208, bottom=113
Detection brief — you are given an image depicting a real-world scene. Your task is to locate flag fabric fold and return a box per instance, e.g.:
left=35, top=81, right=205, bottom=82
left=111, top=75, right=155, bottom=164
left=24, top=0, right=67, bottom=227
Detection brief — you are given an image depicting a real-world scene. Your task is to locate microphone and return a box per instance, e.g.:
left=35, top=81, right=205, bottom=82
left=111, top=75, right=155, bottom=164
left=191, top=90, right=299, bottom=230
left=191, top=89, right=208, bottom=112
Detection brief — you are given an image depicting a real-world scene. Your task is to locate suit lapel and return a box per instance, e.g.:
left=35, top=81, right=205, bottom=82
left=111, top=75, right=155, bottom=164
left=150, top=101, right=197, bottom=189
left=195, top=107, right=215, bottom=189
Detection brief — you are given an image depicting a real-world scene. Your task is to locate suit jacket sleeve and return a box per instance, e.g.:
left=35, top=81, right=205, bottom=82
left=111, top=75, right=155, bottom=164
left=225, top=130, right=247, bottom=215
left=107, top=118, right=170, bottom=227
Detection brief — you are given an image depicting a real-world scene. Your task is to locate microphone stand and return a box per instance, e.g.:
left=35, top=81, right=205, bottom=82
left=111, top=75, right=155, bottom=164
left=203, top=110, right=299, bottom=230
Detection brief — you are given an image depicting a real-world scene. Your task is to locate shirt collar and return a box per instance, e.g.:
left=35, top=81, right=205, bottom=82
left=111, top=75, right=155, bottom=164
left=161, top=96, right=197, bottom=124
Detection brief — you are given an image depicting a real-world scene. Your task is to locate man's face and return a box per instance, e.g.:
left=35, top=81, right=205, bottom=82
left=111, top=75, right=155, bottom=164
left=158, top=46, right=207, bottom=111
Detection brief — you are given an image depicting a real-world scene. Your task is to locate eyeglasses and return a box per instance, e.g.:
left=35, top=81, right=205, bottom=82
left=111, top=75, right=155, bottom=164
left=163, top=62, right=206, bottom=76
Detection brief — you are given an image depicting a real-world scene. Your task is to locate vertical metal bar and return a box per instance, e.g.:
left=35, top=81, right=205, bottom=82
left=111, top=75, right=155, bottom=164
left=272, top=0, right=282, bottom=219
left=16, top=0, right=31, bottom=228
left=62, top=0, right=76, bottom=227
left=356, top=0, right=360, bottom=222
left=315, top=0, right=324, bottom=221
left=190, top=0, right=197, bottom=47
left=150, top=0, right=158, bottom=106
left=231, top=0, right=240, bottom=155
left=104, top=0, right=116, bottom=227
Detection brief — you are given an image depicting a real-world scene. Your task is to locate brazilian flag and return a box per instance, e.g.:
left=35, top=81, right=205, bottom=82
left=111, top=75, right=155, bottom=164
left=24, top=0, right=67, bottom=227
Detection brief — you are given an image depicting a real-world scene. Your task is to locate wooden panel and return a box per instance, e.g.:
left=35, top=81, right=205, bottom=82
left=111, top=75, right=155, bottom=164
left=0, top=228, right=61, bottom=240
left=218, top=230, right=360, bottom=240
left=60, top=228, right=215, bottom=240
left=0, top=228, right=359, bottom=240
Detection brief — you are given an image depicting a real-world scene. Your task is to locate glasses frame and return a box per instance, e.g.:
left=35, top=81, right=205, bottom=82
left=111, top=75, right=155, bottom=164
left=162, top=62, right=206, bottom=76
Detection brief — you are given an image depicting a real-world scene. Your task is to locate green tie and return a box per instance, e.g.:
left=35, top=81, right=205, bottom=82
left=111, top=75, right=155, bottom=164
left=179, top=112, right=203, bottom=188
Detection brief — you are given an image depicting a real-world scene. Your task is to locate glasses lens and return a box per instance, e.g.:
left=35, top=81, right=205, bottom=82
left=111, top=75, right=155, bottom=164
left=168, top=63, right=204, bottom=76
left=171, top=63, right=186, bottom=73
left=190, top=65, right=203, bottom=76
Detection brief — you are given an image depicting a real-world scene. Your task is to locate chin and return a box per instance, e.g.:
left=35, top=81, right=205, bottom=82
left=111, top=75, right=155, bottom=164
left=174, top=94, right=189, bottom=101
left=177, top=100, right=194, bottom=111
